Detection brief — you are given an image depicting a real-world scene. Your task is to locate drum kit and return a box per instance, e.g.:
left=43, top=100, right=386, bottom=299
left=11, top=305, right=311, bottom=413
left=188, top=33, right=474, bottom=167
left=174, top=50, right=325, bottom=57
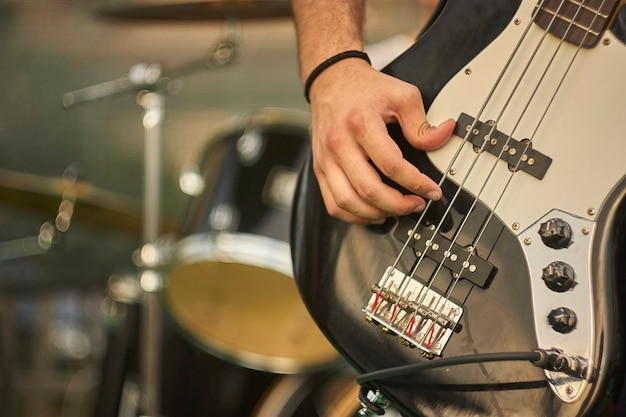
left=47, top=1, right=371, bottom=416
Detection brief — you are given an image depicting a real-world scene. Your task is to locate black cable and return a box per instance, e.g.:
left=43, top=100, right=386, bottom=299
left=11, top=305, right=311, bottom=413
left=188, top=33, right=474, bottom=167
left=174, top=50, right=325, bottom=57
left=356, top=351, right=542, bottom=385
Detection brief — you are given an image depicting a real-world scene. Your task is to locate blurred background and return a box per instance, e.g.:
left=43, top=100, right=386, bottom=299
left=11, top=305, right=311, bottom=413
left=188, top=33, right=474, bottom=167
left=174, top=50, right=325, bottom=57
left=0, top=1, right=433, bottom=416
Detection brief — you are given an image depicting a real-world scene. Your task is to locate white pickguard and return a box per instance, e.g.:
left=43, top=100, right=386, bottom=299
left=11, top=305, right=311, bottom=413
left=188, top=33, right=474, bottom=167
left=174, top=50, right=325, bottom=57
left=427, top=0, right=626, bottom=234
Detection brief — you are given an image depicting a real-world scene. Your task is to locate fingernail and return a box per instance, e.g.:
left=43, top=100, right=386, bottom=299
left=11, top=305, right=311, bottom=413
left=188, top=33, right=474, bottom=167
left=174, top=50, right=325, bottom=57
left=426, top=190, right=441, bottom=201
left=412, top=202, right=426, bottom=213
left=435, top=118, right=454, bottom=129
left=434, top=120, right=446, bottom=128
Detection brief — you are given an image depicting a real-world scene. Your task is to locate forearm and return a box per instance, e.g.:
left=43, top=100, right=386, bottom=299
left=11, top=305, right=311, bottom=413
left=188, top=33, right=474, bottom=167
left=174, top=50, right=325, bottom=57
left=291, top=0, right=366, bottom=83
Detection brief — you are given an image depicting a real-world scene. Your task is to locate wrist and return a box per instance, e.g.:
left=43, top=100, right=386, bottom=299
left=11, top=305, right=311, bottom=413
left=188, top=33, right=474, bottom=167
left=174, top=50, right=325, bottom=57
left=304, top=50, right=371, bottom=103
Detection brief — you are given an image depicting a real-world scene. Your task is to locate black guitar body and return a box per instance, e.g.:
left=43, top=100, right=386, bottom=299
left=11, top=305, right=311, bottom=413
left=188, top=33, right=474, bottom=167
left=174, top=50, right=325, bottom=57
left=291, top=1, right=626, bottom=416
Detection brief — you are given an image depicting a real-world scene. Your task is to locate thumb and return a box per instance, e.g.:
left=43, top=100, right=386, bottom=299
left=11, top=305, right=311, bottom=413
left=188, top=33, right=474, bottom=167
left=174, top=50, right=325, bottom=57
left=404, top=118, right=456, bottom=151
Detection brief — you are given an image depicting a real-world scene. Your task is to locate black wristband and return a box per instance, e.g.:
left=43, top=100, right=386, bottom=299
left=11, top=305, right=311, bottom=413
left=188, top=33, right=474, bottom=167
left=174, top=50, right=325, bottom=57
left=304, top=50, right=371, bottom=103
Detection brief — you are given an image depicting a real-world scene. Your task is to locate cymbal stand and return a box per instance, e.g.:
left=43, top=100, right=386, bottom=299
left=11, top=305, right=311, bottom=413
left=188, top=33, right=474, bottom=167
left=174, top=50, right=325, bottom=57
left=62, top=36, right=240, bottom=417
left=138, top=86, right=165, bottom=417
left=65, top=63, right=168, bottom=416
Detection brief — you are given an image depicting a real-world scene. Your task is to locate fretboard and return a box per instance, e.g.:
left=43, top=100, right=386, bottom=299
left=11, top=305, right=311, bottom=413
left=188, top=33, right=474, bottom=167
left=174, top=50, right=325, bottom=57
left=533, top=0, right=621, bottom=47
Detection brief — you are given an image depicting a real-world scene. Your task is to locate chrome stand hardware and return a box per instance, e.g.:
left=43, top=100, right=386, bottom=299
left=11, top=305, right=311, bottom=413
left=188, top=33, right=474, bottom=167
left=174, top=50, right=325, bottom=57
left=358, top=385, right=391, bottom=416
left=62, top=29, right=240, bottom=415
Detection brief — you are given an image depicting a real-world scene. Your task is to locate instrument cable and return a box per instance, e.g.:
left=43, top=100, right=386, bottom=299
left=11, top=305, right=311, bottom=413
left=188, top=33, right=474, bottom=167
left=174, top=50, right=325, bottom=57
left=356, top=349, right=547, bottom=385
left=355, top=348, right=591, bottom=415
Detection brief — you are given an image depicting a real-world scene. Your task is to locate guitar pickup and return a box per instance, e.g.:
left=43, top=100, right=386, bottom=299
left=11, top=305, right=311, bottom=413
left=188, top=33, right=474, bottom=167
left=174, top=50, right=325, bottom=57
left=454, top=113, right=552, bottom=180
left=394, top=220, right=497, bottom=289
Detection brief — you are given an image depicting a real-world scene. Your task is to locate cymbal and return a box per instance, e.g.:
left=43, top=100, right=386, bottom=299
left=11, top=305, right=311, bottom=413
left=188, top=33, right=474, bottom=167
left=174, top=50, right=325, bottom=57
left=97, top=0, right=292, bottom=21
left=0, top=169, right=176, bottom=234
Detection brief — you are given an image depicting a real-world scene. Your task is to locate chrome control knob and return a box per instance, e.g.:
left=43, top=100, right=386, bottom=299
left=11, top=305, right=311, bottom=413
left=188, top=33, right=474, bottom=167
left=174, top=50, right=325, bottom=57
left=539, top=218, right=573, bottom=249
left=542, top=261, right=576, bottom=292
left=548, top=307, right=577, bottom=334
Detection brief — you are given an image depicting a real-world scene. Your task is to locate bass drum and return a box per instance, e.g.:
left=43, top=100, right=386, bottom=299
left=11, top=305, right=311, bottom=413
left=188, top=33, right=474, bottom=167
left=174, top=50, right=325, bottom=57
left=162, top=108, right=338, bottom=374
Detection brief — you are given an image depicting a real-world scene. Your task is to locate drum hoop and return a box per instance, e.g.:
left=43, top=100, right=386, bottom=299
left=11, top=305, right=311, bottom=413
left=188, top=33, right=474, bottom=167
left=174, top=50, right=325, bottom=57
left=171, top=231, right=293, bottom=278
left=204, top=107, right=311, bottom=146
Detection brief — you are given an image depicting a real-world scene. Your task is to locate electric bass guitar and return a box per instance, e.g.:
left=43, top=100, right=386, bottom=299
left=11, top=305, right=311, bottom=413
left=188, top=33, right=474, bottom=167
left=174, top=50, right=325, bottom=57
left=291, top=1, right=626, bottom=416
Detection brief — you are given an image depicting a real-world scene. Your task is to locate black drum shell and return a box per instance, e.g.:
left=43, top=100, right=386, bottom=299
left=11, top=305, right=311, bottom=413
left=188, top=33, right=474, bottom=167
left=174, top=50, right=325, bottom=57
left=162, top=108, right=338, bottom=375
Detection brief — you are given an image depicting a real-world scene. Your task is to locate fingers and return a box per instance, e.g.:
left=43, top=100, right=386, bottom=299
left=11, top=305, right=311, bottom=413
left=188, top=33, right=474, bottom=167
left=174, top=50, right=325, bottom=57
left=405, top=117, right=456, bottom=152
left=338, top=124, right=431, bottom=212
left=315, top=160, right=427, bottom=225
left=390, top=84, right=455, bottom=151
left=313, top=119, right=435, bottom=224
left=363, top=118, right=456, bottom=202
left=308, top=67, right=455, bottom=224
left=315, top=168, right=383, bottom=225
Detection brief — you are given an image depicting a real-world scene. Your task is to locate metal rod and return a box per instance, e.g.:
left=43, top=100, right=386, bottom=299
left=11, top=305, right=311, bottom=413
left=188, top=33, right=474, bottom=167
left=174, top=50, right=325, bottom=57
left=137, top=90, right=165, bottom=417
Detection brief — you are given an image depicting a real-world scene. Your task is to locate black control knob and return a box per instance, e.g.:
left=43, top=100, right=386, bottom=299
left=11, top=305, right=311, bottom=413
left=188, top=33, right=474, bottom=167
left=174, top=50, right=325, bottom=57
left=548, top=307, right=577, bottom=334
left=538, top=218, right=572, bottom=249
left=542, top=261, right=576, bottom=292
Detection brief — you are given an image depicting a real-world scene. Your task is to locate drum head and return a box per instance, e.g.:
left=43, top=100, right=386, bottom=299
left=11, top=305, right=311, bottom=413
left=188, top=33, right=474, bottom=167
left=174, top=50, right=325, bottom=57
left=164, top=233, right=338, bottom=374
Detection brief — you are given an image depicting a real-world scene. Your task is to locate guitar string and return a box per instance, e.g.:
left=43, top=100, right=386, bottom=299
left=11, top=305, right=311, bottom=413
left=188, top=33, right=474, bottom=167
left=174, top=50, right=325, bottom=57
left=404, top=0, right=610, bottom=352
left=373, top=0, right=558, bottom=323
left=413, top=0, right=612, bottom=349
left=524, top=0, right=614, bottom=142
left=373, top=0, right=609, bottom=316
left=409, top=0, right=611, bottom=352
left=372, top=0, right=544, bottom=340
left=373, top=0, right=609, bottom=351
left=377, top=0, right=551, bottom=294
left=372, top=0, right=554, bottom=327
